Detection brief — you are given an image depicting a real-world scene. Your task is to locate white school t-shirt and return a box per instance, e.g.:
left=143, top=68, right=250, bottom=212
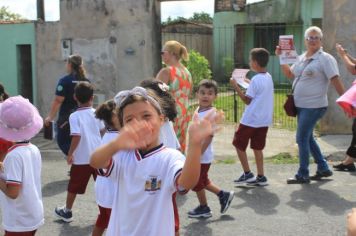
left=101, top=145, right=185, bottom=236
left=69, top=107, right=105, bottom=165
left=159, top=120, right=181, bottom=150
left=198, top=108, right=214, bottom=164
left=95, top=130, right=118, bottom=208
left=0, top=143, right=44, bottom=232
left=240, top=72, right=274, bottom=128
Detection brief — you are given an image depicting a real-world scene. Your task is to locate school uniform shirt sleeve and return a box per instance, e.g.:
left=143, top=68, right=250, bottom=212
left=245, top=77, right=259, bottom=99
left=167, top=150, right=186, bottom=194
left=97, top=151, right=122, bottom=180
left=55, top=78, right=67, bottom=97
left=4, top=152, right=23, bottom=186
left=320, top=53, right=340, bottom=80
left=69, top=113, right=81, bottom=136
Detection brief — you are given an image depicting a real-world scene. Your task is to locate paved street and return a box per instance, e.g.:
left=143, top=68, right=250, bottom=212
left=0, top=127, right=354, bottom=235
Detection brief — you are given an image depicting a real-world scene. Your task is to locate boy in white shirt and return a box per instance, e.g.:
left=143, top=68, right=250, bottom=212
left=230, top=48, right=274, bottom=186
left=55, top=82, right=104, bottom=222
left=188, top=79, right=234, bottom=218
left=0, top=96, right=44, bottom=235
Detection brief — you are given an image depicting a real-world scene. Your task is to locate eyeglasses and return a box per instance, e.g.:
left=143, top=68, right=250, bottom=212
left=306, top=36, right=321, bottom=41
left=160, top=51, right=166, bottom=55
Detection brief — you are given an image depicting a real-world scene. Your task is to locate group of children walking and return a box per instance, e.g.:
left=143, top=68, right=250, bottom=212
left=0, top=47, right=273, bottom=236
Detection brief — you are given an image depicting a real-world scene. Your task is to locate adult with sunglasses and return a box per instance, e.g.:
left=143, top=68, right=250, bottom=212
left=156, top=40, right=192, bottom=154
left=275, top=26, right=345, bottom=184
left=44, top=55, right=90, bottom=156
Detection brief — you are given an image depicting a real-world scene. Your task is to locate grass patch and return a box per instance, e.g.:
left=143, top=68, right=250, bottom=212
left=215, top=157, right=236, bottom=164
left=266, top=152, right=299, bottom=164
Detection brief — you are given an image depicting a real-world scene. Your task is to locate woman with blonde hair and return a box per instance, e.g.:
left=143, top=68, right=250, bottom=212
left=156, top=40, right=192, bottom=153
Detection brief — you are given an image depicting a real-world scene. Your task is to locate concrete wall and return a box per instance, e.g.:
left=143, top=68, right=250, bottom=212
left=320, top=0, right=356, bottom=134
left=36, top=0, right=161, bottom=115
left=0, top=23, right=36, bottom=103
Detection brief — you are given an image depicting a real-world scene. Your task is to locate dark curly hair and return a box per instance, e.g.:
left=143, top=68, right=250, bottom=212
left=0, top=83, right=9, bottom=102
left=140, top=79, right=177, bottom=121
left=95, top=99, right=116, bottom=128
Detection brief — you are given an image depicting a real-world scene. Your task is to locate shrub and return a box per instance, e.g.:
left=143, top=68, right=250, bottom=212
left=182, top=50, right=212, bottom=87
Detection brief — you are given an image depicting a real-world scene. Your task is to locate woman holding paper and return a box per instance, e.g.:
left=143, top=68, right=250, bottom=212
left=275, top=26, right=345, bottom=184
left=333, top=43, right=356, bottom=171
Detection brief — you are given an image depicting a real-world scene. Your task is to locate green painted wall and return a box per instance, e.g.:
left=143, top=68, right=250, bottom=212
left=213, top=0, right=323, bottom=84
left=0, top=23, right=37, bottom=104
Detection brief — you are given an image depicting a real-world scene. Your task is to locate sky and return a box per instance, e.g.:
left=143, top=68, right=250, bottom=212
left=0, top=0, right=263, bottom=22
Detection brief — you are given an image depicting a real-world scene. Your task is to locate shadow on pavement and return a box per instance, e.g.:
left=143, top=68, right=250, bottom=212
left=56, top=222, right=93, bottom=236
left=232, top=187, right=279, bottom=215
left=287, top=180, right=356, bottom=215
left=42, top=179, right=68, bottom=197
left=184, top=215, right=234, bottom=236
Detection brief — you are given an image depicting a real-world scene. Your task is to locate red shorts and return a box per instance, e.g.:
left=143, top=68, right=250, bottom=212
left=95, top=205, right=112, bottom=229
left=0, top=138, right=13, bottom=153
left=232, top=124, right=268, bottom=151
left=68, top=164, right=97, bottom=194
left=192, top=164, right=211, bottom=192
left=172, top=193, right=179, bottom=233
left=4, top=230, right=36, bottom=236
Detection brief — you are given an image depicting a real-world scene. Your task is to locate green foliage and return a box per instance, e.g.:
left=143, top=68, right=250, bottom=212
left=182, top=50, right=212, bottom=86
left=0, top=6, right=25, bottom=21
left=162, top=12, right=213, bottom=25
left=265, top=153, right=299, bottom=164
left=222, top=57, right=234, bottom=77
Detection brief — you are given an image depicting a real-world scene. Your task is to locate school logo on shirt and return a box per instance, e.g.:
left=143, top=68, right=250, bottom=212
left=145, top=175, right=161, bottom=194
left=57, top=85, right=63, bottom=92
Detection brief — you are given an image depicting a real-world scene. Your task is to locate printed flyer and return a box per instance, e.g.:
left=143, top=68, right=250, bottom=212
left=279, top=35, right=298, bottom=65
left=231, top=69, right=250, bottom=89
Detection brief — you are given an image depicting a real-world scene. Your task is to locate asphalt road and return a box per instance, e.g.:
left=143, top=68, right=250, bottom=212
left=1, top=156, right=355, bottom=236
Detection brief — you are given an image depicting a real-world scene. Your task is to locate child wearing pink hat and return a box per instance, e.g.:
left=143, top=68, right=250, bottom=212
left=0, top=95, right=44, bottom=236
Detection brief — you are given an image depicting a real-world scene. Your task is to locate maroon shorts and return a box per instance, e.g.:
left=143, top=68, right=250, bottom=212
left=232, top=124, right=268, bottom=151
left=192, top=164, right=211, bottom=192
left=4, top=230, right=36, bottom=236
left=172, top=192, right=179, bottom=233
left=95, top=205, right=112, bottom=229
left=68, top=164, right=97, bottom=194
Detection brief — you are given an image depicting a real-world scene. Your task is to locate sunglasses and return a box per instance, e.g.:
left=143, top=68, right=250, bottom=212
left=306, top=36, right=321, bottom=41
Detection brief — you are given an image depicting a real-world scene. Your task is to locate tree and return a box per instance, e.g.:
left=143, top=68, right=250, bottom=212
left=162, top=12, right=212, bottom=25
left=0, top=6, right=25, bottom=21
left=189, top=12, right=213, bottom=24
left=182, top=50, right=212, bottom=86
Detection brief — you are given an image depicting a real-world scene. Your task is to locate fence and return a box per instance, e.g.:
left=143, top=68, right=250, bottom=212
left=188, top=84, right=297, bottom=130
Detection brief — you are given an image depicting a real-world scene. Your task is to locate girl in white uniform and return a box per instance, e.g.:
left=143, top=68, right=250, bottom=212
left=90, top=86, right=222, bottom=236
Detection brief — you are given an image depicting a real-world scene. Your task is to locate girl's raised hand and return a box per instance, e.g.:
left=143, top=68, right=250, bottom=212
left=188, top=109, right=224, bottom=144
left=113, top=119, right=154, bottom=150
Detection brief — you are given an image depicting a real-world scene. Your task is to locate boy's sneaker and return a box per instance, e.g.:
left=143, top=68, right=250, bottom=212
left=234, top=172, right=255, bottom=185
left=246, top=175, right=268, bottom=186
left=54, top=206, right=73, bottom=222
left=188, top=205, right=212, bottom=218
left=219, top=191, right=235, bottom=214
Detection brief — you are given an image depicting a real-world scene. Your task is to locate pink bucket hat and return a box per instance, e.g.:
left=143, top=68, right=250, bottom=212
left=0, top=96, right=43, bottom=142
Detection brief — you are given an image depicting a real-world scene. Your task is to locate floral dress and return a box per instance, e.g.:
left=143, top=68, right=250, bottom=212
left=169, top=66, right=192, bottom=153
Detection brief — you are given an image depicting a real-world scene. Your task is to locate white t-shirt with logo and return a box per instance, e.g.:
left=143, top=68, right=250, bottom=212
left=159, top=120, right=180, bottom=150
left=0, top=143, right=44, bottom=232
left=240, top=72, right=274, bottom=128
left=198, top=108, right=215, bottom=164
left=95, top=130, right=118, bottom=208
left=69, top=107, right=105, bottom=165
left=101, top=145, right=185, bottom=236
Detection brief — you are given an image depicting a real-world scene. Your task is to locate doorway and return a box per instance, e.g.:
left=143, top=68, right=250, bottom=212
left=17, top=45, right=33, bottom=103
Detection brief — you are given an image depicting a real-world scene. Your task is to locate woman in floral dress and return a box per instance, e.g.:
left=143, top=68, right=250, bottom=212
left=156, top=40, right=192, bottom=153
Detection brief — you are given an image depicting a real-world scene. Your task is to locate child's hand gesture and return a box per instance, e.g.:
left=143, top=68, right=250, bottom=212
left=113, top=119, right=154, bottom=150
left=188, top=109, right=224, bottom=145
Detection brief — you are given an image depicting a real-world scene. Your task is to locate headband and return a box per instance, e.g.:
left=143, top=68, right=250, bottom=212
left=114, top=86, right=162, bottom=113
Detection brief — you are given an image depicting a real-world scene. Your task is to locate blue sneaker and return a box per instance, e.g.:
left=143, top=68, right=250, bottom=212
left=54, top=206, right=73, bottom=222
left=234, top=172, right=255, bottom=185
left=188, top=205, right=212, bottom=218
left=247, top=175, right=268, bottom=186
